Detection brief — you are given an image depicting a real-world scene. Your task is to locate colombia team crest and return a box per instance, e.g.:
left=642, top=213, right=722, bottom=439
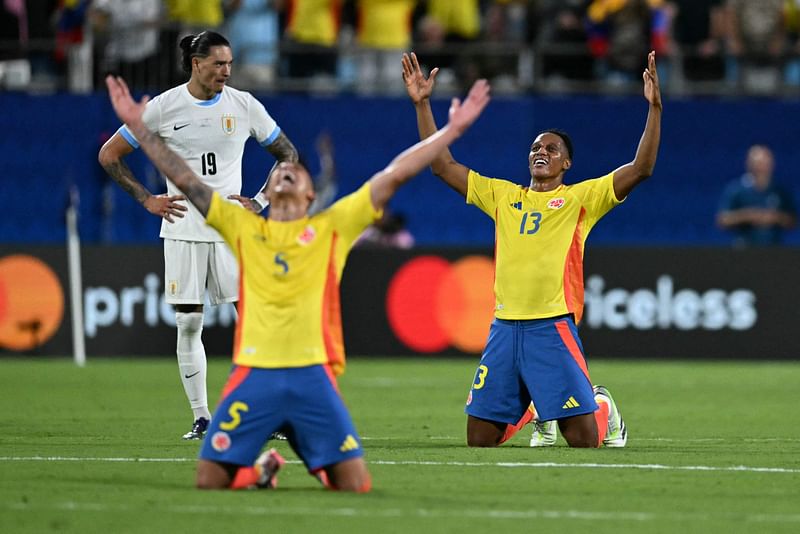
left=211, top=431, right=231, bottom=452
left=547, top=197, right=566, bottom=209
left=221, top=114, right=236, bottom=135
left=297, top=225, right=316, bottom=245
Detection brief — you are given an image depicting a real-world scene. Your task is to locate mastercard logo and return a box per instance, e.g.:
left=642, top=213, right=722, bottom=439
left=385, top=255, right=495, bottom=353
left=0, top=254, right=64, bottom=351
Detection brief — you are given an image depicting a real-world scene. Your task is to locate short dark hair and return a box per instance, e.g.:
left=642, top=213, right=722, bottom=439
left=540, top=128, right=573, bottom=160
left=179, top=31, right=231, bottom=74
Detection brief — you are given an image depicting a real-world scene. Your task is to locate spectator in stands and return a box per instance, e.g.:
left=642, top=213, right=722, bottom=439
left=351, top=0, right=416, bottom=94
left=717, top=144, right=797, bottom=246
left=167, top=0, right=225, bottom=33
left=724, top=0, right=785, bottom=94
left=782, top=0, right=800, bottom=85
left=90, top=0, right=163, bottom=90
left=532, top=0, right=594, bottom=84
left=25, top=1, right=60, bottom=89
left=478, top=0, right=527, bottom=89
left=668, top=0, right=726, bottom=82
left=54, top=0, right=91, bottom=77
left=416, top=0, right=482, bottom=88
left=586, top=0, right=671, bottom=84
left=224, top=0, right=283, bottom=88
left=159, top=1, right=226, bottom=87
left=282, top=0, right=341, bottom=80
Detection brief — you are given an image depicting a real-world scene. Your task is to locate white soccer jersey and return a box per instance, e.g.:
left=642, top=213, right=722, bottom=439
left=119, top=83, right=281, bottom=242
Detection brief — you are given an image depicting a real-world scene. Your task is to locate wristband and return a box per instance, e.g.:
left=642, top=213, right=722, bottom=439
left=252, top=191, right=269, bottom=211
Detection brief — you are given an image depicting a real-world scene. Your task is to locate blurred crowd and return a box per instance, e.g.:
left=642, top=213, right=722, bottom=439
left=3, top=0, right=800, bottom=96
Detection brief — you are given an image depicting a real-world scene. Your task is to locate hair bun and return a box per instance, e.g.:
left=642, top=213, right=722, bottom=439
left=179, top=34, right=195, bottom=52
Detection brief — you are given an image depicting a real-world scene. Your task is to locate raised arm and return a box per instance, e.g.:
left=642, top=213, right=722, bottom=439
left=369, top=79, right=490, bottom=211
left=402, top=52, right=471, bottom=197
left=611, top=51, right=663, bottom=200
left=105, top=75, right=213, bottom=216
left=98, top=128, right=188, bottom=222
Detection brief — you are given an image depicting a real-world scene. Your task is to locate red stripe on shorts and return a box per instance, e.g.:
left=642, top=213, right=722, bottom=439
left=555, top=320, right=591, bottom=382
left=220, top=365, right=251, bottom=401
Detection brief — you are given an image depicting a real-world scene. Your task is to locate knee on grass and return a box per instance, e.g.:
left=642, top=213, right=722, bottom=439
left=561, top=427, right=599, bottom=448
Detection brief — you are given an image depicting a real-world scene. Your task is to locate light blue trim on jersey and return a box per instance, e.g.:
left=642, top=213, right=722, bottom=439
left=259, top=126, right=281, bottom=147
left=118, top=125, right=139, bottom=149
left=194, top=91, right=222, bottom=106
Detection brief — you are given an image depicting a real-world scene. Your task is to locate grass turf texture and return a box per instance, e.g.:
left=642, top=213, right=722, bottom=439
left=1, top=357, right=799, bottom=533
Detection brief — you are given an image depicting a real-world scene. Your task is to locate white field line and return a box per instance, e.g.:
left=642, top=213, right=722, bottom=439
left=4, top=501, right=800, bottom=524
left=368, top=436, right=800, bottom=443
left=1, top=456, right=798, bottom=474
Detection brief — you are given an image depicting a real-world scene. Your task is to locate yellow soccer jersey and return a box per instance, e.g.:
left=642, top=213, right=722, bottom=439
left=467, top=170, right=622, bottom=323
left=205, top=183, right=381, bottom=374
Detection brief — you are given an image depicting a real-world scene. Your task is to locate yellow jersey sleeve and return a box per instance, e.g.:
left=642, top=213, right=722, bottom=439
left=324, top=181, right=382, bottom=247
left=205, top=192, right=256, bottom=261
left=466, top=170, right=522, bottom=220
left=568, top=172, right=624, bottom=231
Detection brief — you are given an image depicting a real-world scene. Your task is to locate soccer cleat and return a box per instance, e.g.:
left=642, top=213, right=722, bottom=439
left=270, top=431, right=288, bottom=441
left=529, top=418, right=557, bottom=447
left=594, top=385, right=627, bottom=447
left=181, top=417, right=209, bottom=440
left=255, top=448, right=286, bottom=489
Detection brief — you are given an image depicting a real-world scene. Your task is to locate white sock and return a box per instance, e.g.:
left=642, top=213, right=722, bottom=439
left=175, top=312, right=211, bottom=421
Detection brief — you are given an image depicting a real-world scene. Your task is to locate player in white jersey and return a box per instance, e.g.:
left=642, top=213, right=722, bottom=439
left=98, top=31, right=298, bottom=440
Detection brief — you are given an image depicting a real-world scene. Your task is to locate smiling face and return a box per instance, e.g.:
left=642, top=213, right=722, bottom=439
left=528, top=132, right=571, bottom=184
left=190, top=45, right=233, bottom=98
left=266, top=161, right=315, bottom=208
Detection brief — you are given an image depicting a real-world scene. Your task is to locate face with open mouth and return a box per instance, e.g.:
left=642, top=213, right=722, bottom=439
left=528, top=132, right=570, bottom=180
left=267, top=161, right=314, bottom=201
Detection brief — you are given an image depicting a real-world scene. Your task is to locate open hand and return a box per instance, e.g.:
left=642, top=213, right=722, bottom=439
left=227, top=194, right=263, bottom=212
left=447, top=79, right=491, bottom=135
left=402, top=52, right=439, bottom=104
left=105, top=75, right=149, bottom=127
left=144, top=193, right=187, bottom=223
left=643, top=51, right=662, bottom=110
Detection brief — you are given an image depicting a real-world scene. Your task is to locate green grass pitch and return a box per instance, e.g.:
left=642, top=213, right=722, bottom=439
left=1, top=357, right=799, bottom=533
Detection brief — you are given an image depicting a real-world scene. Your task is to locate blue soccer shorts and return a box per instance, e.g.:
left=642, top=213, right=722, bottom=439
left=199, top=364, right=364, bottom=471
left=465, top=316, right=598, bottom=423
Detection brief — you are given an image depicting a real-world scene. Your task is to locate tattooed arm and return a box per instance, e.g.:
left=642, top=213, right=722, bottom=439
left=104, top=76, right=213, bottom=216
left=98, top=131, right=188, bottom=222
left=228, top=130, right=299, bottom=211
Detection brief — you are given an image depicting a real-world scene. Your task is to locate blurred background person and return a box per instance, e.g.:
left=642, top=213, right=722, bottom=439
left=350, top=0, right=416, bottom=95
left=717, top=144, right=797, bottom=246
left=586, top=0, right=671, bottom=85
left=668, top=0, right=726, bottom=84
left=415, top=0, right=482, bottom=90
left=476, top=0, right=527, bottom=92
left=724, top=0, right=785, bottom=94
left=90, top=0, right=163, bottom=91
left=532, top=0, right=595, bottom=86
left=281, top=0, right=341, bottom=83
left=224, top=0, right=284, bottom=89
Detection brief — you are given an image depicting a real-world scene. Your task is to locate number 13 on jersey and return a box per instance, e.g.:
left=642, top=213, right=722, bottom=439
left=473, top=365, right=489, bottom=390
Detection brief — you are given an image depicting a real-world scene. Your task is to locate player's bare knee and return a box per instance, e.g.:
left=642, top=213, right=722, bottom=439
left=327, top=459, right=371, bottom=492
left=195, top=461, right=231, bottom=489
left=466, top=433, right=500, bottom=447
left=334, top=473, right=372, bottom=493
left=562, top=429, right=599, bottom=448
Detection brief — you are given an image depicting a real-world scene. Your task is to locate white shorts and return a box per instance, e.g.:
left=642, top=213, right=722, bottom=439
left=163, top=239, right=239, bottom=305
